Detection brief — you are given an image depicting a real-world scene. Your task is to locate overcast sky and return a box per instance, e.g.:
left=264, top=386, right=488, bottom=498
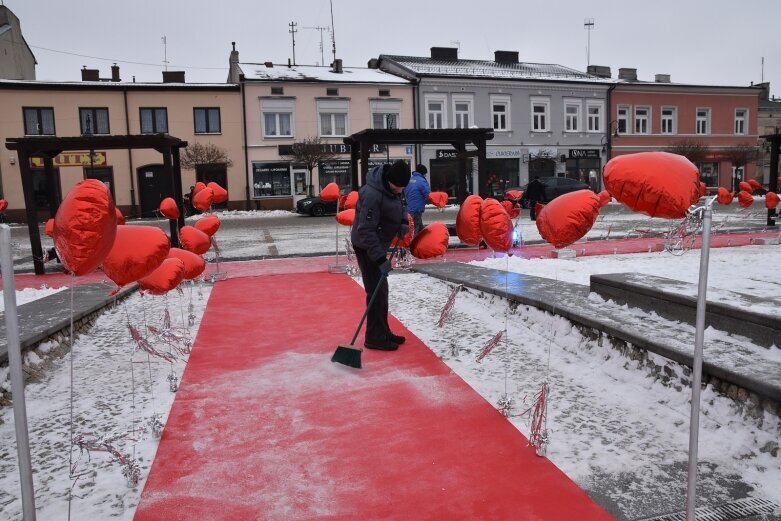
left=8, top=0, right=781, bottom=97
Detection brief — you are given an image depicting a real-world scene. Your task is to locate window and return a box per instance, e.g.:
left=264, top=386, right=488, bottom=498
left=23, top=107, right=55, bottom=135
left=140, top=108, right=168, bottom=134
left=531, top=97, right=550, bottom=132
left=634, top=106, right=650, bottom=134
left=326, top=88, right=339, bottom=96
left=700, top=162, right=718, bottom=187
left=79, top=108, right=109, bottom=135
left=564, top=100, right=581, bottom=132
left=194, top=107, right=221, bottom=134
left=490, top=96, right=510, bottom=131
left=452, top=95, right=473, bottom=129
left=317, top=99, right=348, bottom=137
left=661, top=107, right=676, bottom=134
left=271, top=87, right=284, bottom=95
left=252, top=162, right=291, bottom=197
left=586, top=101, right=603, bottom=132
left=379, top=89, right=391, bottom=97
left=617, top=105, right=630, bottom=134
left=425, top=95, right=446, bottom=129
left=734, top=109, right=747, bottom=135
left=370, top=99, right=402, bottom=130
left=261, top=98, right=294, bottom=138
left=696, top=108, right=710, bottom=135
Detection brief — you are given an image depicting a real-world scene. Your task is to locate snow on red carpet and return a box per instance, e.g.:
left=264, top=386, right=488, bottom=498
left=134, top=271, right=612, bottom=520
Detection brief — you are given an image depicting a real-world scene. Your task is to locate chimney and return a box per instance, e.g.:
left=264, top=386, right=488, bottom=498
left=227, top=42, right=242, bottom=83
left=367, top=58, right=379, bottom=69
left=332, top=58, right=343, bottom=73
left=587, top=65, right=612, bottom=78
left=618, top=68, right=638, bottom=81
left=431, top=47, right=458, bottom=61
left=264, top=61, right=274, bottom=68
left=494, top=51, right=519, bottom=64
left=81, top=66, right=99, bottom=81
left=654, top=74, right=671, bottom=83
left=756, top=82, right=770, bottom=100
left=111, top=63, right=120, bottom=82
left=162, top=71, right=185, bottom=83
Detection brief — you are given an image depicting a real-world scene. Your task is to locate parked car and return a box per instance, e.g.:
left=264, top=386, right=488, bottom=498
left=296, top=196, right=338, bottom=216
left=510, top=177, right=591, bottom=208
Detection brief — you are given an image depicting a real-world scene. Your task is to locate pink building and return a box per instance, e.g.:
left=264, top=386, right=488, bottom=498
left=609, top=70, right=762, bottom=191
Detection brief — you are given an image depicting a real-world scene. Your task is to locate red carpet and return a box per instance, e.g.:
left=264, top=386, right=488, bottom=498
left=134, top=272, right=612, bottom=520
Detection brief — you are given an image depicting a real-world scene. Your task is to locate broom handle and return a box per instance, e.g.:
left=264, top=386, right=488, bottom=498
left=350, top=241, right=401, bottom=346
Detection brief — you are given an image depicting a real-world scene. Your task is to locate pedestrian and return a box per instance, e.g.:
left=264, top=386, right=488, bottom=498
left=524, top=176, right=545, bottom=221
left=184, top=186, right=195, bottom=216
left=404, top=164, right=431, bottom=235
left=351, top=159, right=410, bottom=351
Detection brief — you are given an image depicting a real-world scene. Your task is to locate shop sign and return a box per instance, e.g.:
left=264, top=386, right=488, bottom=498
left=436, top=149, right=459, bottom=159
left=318, top=159, right=396, bottom=178
left=277, top=143, right=385, bottom=155
left=253, top=162, right=290, bottom=175
left=568, top=149, right=599, bottom=159
left=487, top=148, right=521, bottom=159
left=30, top=151, right=106, bottom=168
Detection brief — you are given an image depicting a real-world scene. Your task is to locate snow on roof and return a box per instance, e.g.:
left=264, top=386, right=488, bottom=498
left=240, top=63, right=411, bottom=84
left=381, top=54, right=613, bottom=83
left=0, top=79, right=237, bottom=88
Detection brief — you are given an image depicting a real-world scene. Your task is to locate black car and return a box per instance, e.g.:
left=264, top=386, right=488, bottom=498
left=295, top=196, right=338, bottom=216
left=511, top=177, right=591, bottom=208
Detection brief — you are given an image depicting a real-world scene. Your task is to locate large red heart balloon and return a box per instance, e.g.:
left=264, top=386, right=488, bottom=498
left=167, top=248, right=206, bottom=280
left=207, top=182, right=229, bottom=204
left=138, top=258, right=185, bottom=295
left=335, top=209, right=355, bottom=226
left=603, top=152, right=701, bottom=219
left=102, top=225, right=171, bottom=288
left=194, top=214, right=221, bottom=237
left=480, top=198, right=513, bottom=253
left=427, top=192, right=449, bottom=209
left=159, top=197, right=180, bottom=220
left=456, top=195, right=483, bottom=246
left=737, top=190, right=754, bottom=208
left=739, top=181, right=752, bottom=192
left=192, top=187, right=214, bottom=212
left=179, top=225, right=211, bottom=254
left=53, top=179, right=117, bottom=276
left=410, top=222, right=449, bottom=259
left=0, top=199, right=7, bottom=213
left=766, top=192, right=780, bottom=210
left=536, top=190, right=601, bottom=249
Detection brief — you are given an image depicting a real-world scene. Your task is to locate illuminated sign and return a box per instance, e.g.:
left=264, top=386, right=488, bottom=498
left=30, top=152, right=107, bottom=168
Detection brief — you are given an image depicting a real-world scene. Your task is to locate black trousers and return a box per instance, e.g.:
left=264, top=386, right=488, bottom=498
left=354, top=246, right=390, bottom=342
left=529, top=200, right=540, bottom=220
left=411, top=212, right=424, bottom=234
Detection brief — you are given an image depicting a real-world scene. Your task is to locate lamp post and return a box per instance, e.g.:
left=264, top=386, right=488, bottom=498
left=83, top=114, right=95, bottom=178
left=385, top=114, right=396, bottom=164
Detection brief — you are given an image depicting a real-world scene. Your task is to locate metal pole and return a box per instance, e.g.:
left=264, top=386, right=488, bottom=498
left=1, top=224, right=37, bottom=520
left=684, top=198, right=714, bottom=521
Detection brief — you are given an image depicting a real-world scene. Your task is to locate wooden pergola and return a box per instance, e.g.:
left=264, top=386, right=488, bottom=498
left=5, top=134, right=188, bottom=275
left=760, top=132, right=780, bottom=226
left=343, top=128, right=494, bottom=202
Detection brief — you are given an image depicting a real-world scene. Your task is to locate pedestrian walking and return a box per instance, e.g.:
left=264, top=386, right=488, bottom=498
left=524, top=176, right=545, bottom=221
left=404, top=164, right=431, bottom=235
left=351, top=159, right=410, bottom=351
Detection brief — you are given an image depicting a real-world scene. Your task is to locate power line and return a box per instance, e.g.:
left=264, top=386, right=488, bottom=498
left=28, top=44, right=225, bottom=70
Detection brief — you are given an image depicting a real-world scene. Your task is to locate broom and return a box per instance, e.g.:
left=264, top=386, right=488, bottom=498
left=331, top=241, right=402, bottom=369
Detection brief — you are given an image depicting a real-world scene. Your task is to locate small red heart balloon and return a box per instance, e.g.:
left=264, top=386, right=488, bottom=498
left=0, top=199, right=8, bottom=213
left=335, top=209, right=355, bottom=226
left=207, top=182, right=228, bottom=204
left=138, top=258, right=186, bottom=295
left=193, top=187, right=214, bottom=212
left=179, top=225, right=211, bottom=254
left=319, top=183, right=340, bottom=202
left=194, top=214, right=221, bottom=237
left=167, top=248, right=206, bottom=280
left=410, top=222, right=449, bottom=259
left=159, top=197, right=180, bottom=219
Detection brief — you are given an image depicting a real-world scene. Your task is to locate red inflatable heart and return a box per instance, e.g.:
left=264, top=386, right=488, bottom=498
left=410, top=222, right=449, bottom=259
left=192, top=187, right=214, bottom=212
left=207, top=182, right=228, bottom=204
left=335, top=209, right=355, bottom=226
left=194, top=214, right=221, bottom=237
left=480, top=198, right=513, bottom=253
left=102, top=225, right=171, bottom=288
left=53, top=179, right=117, bottom=276
left=167, top=247, right=206, bottom=280
left=536, top=190, right=601, bottom=249
left=319, top=182, right=340, bottom=202
left=138, top=258, right=186, bottom=295
left=603, top=152, right=700, bottom=219
left=179, top=225, right=211, bottom=254
left=160, top=197, right=180, bottom=219
left=456, top=195, right=483, bottom=246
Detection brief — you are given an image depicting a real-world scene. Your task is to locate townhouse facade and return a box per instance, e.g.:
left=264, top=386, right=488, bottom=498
left=607, top=68, right=762, bottom=191
left=0, top=69, right=243, bottom=223
left=756, top=82, right=781, bottom=185
left=229, top=45, right=414, bottom=210
left=377, top=48, right=613, bottom=200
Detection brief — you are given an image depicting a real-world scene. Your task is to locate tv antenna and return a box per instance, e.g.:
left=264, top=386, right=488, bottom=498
left=584, top=18, right=594, bottom=66
left=289, top=22, right=298, bottom=65
left=161, top=35, right=169, bottom=71
left=329, top=0, right=337, bottom=64
left=450, top=40, right=461, bottom=51
left=304, top=26, right=330, bottom=66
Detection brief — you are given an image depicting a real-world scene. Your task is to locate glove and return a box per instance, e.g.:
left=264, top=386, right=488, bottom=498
left=378, top=259, right=392, bottom=275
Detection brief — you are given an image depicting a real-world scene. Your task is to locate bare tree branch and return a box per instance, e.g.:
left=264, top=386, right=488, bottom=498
left=664, top=138, right=709, bottom=164
left=180, top=142, right=233, bottom=170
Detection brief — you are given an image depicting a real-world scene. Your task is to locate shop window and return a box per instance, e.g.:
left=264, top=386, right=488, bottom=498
left=252, top=163, right=291, bottom=197
left=699, top=162, right=719, bottom=187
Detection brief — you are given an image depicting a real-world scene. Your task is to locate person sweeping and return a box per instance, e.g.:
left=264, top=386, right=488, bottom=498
left=350, top=159, right=411, bottom=351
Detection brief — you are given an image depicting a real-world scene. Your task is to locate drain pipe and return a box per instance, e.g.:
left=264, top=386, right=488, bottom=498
left=123, top=86, right=137, bottom=216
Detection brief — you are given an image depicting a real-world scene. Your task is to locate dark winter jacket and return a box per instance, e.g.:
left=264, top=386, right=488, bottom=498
left=351, top=165, right=408, bottom=264
left=404, top=171, right=431, bottom=214
left=525, top=178, right=545, bottom=201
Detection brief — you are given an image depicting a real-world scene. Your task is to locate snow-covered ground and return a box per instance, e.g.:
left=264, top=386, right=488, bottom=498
left=0, top=286, right=66, bottom=313
left=1, top=243, right=779, bottom=519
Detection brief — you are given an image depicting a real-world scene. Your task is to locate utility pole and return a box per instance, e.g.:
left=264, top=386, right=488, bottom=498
left=289, top=22, right=298, bottom=66
left=584, top=18, right=595, bottom=67
left=161, top=35, right=169, bottom=71
left=304, top=26, right=330, bottom=66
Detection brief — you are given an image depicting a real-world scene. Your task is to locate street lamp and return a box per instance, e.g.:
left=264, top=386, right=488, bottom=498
left=385, top=113, right=396, bottom=163
left=83, top=113, right=96, bottom=177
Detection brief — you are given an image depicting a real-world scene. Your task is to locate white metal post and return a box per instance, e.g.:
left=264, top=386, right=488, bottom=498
left=685, top=198, right=714, bottom=521
left=1, top=224, right=37, bottom=520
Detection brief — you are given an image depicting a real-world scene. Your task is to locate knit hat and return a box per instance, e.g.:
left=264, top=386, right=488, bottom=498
left=415, top=164, right=428, bottom=175
left=385, top=159, right=411, bottom=187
